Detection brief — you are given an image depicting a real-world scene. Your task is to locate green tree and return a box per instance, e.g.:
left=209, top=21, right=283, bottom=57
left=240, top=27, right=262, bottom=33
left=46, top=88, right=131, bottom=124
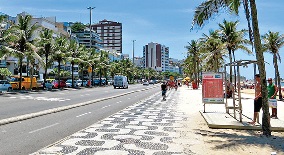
left=52, top=36, right=69, bottom=89
left=218, top=20, right=251, bottom=88
left=67, top=40, right=85, bottom=87
left=36, top=28, right=54, bottom=87
left=186, top=40, right=201, bottom=85
left=200, top=30, right=226, bottom=72
left=262, top=31, right=284, bottom=100
left=3, top=14, right=39, bottom=89
left=192, top=0, right=270, bottom=136
left=71, top=22, right=86, bottom=32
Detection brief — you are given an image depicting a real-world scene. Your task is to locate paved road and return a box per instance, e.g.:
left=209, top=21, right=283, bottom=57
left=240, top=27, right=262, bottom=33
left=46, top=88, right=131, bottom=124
left=0, top=84, right=160, bottom=154
left=0, top=84, right=155, bottom=120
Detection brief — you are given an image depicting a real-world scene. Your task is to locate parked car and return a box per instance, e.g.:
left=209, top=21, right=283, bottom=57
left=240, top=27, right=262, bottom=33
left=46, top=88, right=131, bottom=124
left=76, top=79, right=87, bottom=87
left=108, top=79, right=113, bottom=85
left=42, top=80, right=53, bottom=90
left=149, top=80, right=155, bottom=85
left=10, top=76, right=37, bottom=90
left=66, top=79, right=77, bottom=88
left=37, top=79, right=44, bottom=89
left=0, top=80, right=12, bottom=92
left=92, top=78, right=106, bottom=86
left=52, top=80, right=66, bottom=88
left=143, top=81, right=149, bottom=86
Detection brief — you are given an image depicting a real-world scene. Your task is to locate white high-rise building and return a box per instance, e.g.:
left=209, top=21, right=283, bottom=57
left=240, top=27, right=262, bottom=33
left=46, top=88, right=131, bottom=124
left=143, top=42, right=169, bottom=72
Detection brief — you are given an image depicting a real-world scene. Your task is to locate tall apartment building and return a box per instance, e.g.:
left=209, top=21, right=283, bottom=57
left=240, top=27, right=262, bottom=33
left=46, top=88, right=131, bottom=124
left=143, top=42, right=169, bottom=72
left=91, top=19, right=122, bottom=53
left=134, top=57, right=144, bottom=68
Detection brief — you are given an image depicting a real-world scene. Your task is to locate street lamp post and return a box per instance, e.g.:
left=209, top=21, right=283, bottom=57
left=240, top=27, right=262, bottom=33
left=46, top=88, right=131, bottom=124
left=87, top=7, right=95, bottom=49
left=132, top=40, right=136, bottom=65
left=87, top=7, right=95, bottom=86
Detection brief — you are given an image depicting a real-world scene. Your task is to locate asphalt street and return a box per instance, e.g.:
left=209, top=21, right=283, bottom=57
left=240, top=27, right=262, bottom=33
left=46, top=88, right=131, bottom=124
left=0, top=84, right=160, bottom=154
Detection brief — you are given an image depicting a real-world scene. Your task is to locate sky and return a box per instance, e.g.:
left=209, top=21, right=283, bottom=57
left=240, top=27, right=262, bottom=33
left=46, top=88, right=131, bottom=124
left=1, top=0, right=284, bottom=80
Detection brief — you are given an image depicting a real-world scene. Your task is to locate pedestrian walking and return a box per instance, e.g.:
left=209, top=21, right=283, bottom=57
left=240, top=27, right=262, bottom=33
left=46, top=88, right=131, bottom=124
left=267, top=77, right=278, bottom=119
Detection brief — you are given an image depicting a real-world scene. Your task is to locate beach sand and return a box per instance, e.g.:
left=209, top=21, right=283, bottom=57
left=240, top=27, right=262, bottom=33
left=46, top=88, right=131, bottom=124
left=176, top=87, right=284, bottom=155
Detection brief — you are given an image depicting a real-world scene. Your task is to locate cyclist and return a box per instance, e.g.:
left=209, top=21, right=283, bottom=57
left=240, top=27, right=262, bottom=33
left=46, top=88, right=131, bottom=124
left=161, top=81, right=167, bottom=100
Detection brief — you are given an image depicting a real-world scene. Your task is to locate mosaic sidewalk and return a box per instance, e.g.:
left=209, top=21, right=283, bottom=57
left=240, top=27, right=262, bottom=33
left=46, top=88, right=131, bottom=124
left=32, top=89, right=190, bottom=155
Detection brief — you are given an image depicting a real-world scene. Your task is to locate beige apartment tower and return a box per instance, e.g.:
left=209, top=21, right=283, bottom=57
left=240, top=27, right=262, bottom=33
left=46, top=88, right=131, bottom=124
left=91, top=19, right=122, bottom=53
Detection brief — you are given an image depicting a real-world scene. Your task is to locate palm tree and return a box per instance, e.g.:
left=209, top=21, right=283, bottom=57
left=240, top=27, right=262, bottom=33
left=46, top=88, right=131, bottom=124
left=200, top=30, right=226, bottom=72
left=67, top=40, right=84, bottom=87
left=98, top=50, right=109, bottom=85
left=218, top=20, right=252, bottom=87
left=262, top=31, right=284, bottom=100
left=52, top=36, right=69, bottom=89
left=192, top=0, right=270, bottom=136
left=88, top=48, right=100, bottom=86
left=3, top=14, right=39, bottom=89
left=186, top=40, right=201, bottom=85
left=36, top=28, right=54, bottom=87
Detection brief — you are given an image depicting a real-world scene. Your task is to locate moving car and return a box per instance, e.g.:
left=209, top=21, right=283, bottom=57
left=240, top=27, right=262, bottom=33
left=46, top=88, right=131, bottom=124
left=113, top=75, right=128, bottom=89
left=0, top=80, right=12, bottom=92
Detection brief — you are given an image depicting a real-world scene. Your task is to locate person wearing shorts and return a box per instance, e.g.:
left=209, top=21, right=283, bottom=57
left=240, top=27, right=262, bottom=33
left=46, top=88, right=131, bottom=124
left=254, top=97, right=262, bottom=113
left=250, top=74, right=262, bottom=125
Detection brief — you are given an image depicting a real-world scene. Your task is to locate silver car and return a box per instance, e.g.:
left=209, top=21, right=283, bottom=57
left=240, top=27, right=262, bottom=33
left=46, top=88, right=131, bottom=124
left=0, top=80, right=12, bottom=92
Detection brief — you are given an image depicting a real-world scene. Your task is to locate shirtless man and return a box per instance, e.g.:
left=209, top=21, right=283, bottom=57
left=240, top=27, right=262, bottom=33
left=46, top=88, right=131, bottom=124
left=250, top=74, right=262, bottom=125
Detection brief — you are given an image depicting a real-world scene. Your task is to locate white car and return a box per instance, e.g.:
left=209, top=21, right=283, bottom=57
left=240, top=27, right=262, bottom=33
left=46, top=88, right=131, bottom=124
left=66, top=79, right=79, bottom=88
left=0, top=80, right=13, bottom=92
left=143, top=81, right=149, bottom=86
left=76, top=79, right=87, bottom=87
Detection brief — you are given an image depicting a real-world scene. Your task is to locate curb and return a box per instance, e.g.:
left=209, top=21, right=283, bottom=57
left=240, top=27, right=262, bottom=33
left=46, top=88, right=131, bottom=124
left=0, top=86, right=158, bottom=126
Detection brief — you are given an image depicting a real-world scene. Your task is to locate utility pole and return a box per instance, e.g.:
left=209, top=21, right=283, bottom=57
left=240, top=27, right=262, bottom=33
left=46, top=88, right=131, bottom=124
left=132, top=40, right=136, bottom=65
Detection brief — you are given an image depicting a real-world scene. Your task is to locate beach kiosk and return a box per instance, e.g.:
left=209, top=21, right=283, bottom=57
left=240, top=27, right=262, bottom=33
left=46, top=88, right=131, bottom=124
left=202, top=72, right=224, bottom=112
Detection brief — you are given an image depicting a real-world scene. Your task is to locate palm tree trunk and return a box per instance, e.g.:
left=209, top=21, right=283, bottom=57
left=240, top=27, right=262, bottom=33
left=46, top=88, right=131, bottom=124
left=44, top=53, right=48, bottom=88
left=105, top=68, right=108, bottom=85
left=71, top=62, right=74, bottom=88
left=81, top=63, right=84, bottom=84
left=19, top=59, right=23, bottom=90
left=274, top=54, right=282, bottom=100
left=29, top=62, right=33, bottom=90
left=250, top=0, right=271, bottom=136
left=91, top=64, right=94, bottom=87
left=58, top=59, right=61, bottom=89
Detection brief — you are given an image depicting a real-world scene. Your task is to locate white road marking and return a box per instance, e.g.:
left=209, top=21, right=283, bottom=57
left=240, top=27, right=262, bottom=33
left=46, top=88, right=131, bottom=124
left=29, top=123, right=59, bottom=134
left=128, top=98, right=131, bottom=100
left=76, top=112, right=91, bottom=118
left=101, top=105, right=111, bottom=109
left=11, top=96, right=70, bottom=102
